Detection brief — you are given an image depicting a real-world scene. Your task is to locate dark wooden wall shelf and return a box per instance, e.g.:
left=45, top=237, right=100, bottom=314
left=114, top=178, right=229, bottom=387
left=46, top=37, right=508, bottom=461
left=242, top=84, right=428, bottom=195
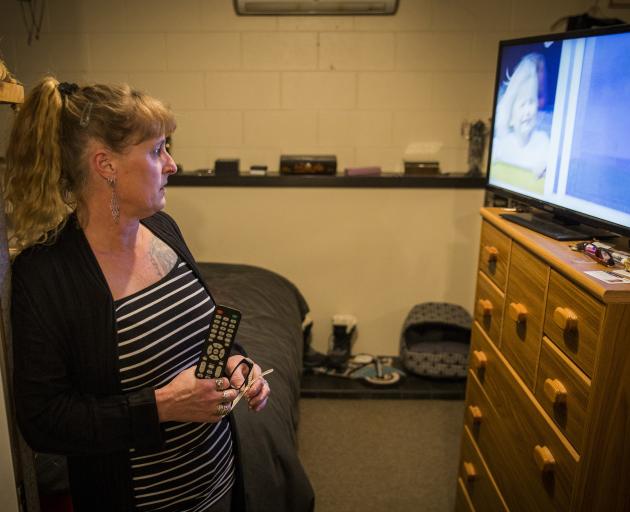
left=168, top=172, right=487, bottom=189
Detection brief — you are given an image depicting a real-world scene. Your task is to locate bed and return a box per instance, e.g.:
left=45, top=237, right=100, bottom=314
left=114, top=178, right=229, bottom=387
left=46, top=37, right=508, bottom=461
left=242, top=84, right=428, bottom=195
left=197, top=262, right=315, bottom=512
left=37, top=262, right=315, bottom=512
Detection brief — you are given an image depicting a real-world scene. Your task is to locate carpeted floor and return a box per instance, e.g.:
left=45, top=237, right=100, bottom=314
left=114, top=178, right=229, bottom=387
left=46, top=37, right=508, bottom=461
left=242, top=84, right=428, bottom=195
left=297, top=399, right=465, bottom=512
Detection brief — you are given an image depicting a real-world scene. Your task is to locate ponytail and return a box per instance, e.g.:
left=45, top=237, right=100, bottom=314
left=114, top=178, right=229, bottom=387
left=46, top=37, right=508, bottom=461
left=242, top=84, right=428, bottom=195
left=3, top=76, right=70, bottom=252
left=2, top=75, right=176, bottom=253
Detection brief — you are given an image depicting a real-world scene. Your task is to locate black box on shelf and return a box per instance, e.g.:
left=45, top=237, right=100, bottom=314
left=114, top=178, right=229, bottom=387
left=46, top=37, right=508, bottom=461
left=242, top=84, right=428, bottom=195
left=279, top=155, right=337, bottom=175
left=214, top=159, right=240, bottom=177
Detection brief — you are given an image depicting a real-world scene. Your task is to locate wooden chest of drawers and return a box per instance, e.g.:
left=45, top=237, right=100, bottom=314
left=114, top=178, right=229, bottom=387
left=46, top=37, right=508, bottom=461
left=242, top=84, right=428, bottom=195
left=456, top=208, right=630, bottom=511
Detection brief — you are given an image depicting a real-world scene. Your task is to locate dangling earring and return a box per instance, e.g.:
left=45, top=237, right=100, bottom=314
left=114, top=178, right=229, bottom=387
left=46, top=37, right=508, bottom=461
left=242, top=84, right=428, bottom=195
left=107, top=176, right=120, bottom=223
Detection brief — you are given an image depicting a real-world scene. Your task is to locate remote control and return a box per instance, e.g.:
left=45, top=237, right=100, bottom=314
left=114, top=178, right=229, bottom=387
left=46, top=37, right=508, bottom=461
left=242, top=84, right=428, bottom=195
left=195, top=305, right=242, bottom=379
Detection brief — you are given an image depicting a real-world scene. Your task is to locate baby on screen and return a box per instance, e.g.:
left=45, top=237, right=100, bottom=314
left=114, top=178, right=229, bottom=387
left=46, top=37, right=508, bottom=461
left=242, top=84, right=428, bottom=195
left=492, top=53, right=550, bottom=179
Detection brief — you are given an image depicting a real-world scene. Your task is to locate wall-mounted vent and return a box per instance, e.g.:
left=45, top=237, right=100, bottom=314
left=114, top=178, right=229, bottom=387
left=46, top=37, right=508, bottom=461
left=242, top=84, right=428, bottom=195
left=234, top=0, right=399, bottom=15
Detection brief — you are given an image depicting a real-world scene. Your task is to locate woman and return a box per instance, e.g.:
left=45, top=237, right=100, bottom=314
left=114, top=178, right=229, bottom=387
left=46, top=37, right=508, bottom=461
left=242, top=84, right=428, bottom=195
left=3, top=77, right=270, bottom=511
left=492, top=53, right=550, bottom=179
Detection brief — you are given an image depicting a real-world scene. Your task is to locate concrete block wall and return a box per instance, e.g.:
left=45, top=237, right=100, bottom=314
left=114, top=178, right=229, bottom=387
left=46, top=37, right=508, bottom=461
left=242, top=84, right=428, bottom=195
left=0, top=0, right=610, bottom=173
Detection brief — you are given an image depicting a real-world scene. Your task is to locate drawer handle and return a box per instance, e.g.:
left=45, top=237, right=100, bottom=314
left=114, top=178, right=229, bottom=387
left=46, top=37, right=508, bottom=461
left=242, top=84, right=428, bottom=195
left=533, top=445, right=556, bottom=474
left=463, top=461, right=477, bottom=482
left=544, top=378, right=568, bottom=405
left=509, top=302, right=528, bottom=323
left=472, top=350, right=487, bottom=370
left=467, top=405, right=483, bottom=425
left=553, top=306, right=578, bottom=332
left=483, top=246, right=499, bottom=263
left=477, top=299, right=493, bottom=317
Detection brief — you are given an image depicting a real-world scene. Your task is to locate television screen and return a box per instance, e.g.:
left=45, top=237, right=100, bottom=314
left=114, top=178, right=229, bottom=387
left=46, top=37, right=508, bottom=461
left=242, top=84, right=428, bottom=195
left=486, top=25, right=630, bottom=238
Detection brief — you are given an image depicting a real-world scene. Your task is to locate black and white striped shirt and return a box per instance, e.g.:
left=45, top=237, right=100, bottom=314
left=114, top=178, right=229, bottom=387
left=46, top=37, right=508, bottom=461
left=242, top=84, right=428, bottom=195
left=116, top=257, right=235, bottom=511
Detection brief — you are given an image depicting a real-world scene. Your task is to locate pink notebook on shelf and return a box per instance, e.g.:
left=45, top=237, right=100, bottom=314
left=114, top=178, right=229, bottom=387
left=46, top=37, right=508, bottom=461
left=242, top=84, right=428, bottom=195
left=344, top=166, right=382, bottom=176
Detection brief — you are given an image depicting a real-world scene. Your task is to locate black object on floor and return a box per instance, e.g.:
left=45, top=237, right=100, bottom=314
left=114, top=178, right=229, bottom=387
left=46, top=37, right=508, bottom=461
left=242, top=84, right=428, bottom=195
left=300, top=357, right=466, bottom=400
left=326, top=323, right=355, bottom=370
left=302, top=316, right=327, bottom=369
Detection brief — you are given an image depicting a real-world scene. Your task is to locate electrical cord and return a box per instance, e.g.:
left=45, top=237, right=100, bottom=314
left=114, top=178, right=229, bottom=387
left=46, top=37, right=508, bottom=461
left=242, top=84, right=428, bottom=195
left=19, top=0, right=46, bottom=46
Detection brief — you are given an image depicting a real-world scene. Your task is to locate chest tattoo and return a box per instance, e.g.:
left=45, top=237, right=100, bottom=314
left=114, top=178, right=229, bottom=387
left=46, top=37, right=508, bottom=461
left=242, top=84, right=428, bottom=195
left=148, top=235, right=177, bottom=277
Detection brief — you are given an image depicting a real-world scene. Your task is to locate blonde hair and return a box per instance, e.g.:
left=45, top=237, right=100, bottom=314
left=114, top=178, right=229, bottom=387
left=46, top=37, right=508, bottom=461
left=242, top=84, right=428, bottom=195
left=494, top=53, right=542, bottom=139
left=2, top=76, right=176, bottom=253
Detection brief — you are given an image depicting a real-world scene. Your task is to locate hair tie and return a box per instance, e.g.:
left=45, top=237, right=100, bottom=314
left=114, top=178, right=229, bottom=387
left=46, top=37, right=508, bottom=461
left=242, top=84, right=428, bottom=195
left=58, top=81, right=79, bottom=98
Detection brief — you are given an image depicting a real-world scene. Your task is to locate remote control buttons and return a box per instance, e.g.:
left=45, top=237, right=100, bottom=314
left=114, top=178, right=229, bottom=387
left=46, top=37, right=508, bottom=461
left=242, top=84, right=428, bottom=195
left=208, top=342, right=225, bottom=361
left=196, top=305, right=241, bottom=380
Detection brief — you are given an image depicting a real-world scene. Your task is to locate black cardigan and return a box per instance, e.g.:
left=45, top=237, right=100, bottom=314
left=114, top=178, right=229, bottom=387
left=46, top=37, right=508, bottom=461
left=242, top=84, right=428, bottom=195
left=12, top=211, right=244, bottom=511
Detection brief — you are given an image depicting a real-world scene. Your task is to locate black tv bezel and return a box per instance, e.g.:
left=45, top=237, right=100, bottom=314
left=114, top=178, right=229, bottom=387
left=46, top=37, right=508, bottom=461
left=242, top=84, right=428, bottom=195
left=485, top=23, right=630, bottom=239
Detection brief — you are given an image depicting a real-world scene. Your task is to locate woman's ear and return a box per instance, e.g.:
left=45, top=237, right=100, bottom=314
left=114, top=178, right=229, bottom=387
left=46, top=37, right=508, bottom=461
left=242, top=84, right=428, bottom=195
left=89, top=144, right=116, bottom=182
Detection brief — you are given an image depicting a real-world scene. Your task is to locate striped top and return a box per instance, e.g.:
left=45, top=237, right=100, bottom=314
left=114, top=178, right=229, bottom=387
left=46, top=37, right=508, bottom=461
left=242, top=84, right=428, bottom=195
left=115, top=257, right=235, bottom=512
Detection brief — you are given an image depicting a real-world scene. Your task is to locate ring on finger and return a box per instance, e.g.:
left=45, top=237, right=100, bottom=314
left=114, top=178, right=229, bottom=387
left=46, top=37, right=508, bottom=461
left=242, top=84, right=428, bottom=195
left=217, top=404, right=229, bottom=416
left=222, top=390, right=229, bottom=401
left=215, top=378, right=226, bottom=391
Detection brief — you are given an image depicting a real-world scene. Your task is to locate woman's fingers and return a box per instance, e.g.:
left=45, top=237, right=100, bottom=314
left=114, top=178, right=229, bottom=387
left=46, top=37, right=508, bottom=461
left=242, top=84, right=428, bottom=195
left=214, top=377, right=229, bottom=391
left=157, top=369, right=240, bottom=423
left=253, top=396, right=269, bottom=412
left=215, top=402, right=231, bottom=418
left=247, top=377, right=270, bottom=411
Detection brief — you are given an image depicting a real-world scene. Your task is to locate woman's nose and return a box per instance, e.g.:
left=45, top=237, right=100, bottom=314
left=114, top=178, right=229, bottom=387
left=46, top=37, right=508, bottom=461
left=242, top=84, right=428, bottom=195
left=163, top=152, right=177, bottom=174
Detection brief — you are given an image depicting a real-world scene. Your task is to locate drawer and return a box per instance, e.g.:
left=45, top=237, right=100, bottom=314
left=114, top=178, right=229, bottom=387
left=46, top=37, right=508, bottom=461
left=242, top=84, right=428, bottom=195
left=464, top=366, right=494, bottom=444
left=469, top=322, right=503, bottom=406
left=459, top=426, right=508, bottom=512
left=500, top=243, right=548, bottom=389
left=470, top=332, right=509, bottom=492
left=535, top=336, right=591, bottom=454
left=544, top=270, right=604, bottom=378
left=471, top=323, right=579, bottom=511
left=478, top=221, right=511, bottom=291
left=474, top=271, right=505, bottom=348
left=455, top=478, right=475, bottom=512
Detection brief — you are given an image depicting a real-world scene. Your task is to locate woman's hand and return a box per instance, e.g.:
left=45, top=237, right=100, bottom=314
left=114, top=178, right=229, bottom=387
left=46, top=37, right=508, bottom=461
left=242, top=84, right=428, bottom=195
left=154, top=367, right=237, bottom=423
left=226, top=355, right=271, bottom=412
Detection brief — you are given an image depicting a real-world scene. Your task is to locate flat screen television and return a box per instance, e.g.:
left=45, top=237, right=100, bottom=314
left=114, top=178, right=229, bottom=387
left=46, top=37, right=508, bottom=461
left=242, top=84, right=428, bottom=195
left=486, top=24, right=630, bottom=241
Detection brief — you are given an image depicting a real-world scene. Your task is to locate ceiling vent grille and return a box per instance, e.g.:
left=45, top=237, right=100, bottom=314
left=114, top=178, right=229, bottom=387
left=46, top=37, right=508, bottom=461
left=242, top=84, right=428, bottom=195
left=234, top=0, right=399, bottom=15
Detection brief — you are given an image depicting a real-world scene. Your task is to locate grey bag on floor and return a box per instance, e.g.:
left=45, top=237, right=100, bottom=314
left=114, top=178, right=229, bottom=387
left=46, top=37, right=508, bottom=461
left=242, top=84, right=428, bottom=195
left=399, top=302, right=472, bottom=378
